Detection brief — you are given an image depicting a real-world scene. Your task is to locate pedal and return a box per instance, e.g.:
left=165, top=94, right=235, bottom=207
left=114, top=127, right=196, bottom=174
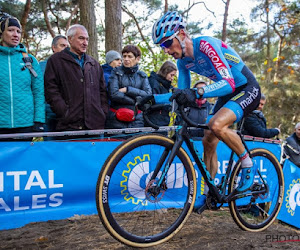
left=193, top=203, right=207, bottom=214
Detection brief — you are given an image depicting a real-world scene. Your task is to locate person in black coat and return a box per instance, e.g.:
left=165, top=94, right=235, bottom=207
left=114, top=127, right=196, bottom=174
left=284, top=122, right=300, bottom=166
left=105, top=45, right=152, bottom=129
left=147, top=61, right=177, bottom=127
left=187, top=81, right=214, bottom=140
left=241, top=94, right=280, bottom=138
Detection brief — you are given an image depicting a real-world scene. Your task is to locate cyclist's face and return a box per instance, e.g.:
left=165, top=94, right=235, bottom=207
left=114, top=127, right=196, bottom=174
left=160, top=36, right=183, bottom=59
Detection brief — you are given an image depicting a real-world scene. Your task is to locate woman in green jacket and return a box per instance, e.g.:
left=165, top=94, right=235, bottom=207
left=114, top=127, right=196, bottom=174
left=0, top=15, right=45, bottom=139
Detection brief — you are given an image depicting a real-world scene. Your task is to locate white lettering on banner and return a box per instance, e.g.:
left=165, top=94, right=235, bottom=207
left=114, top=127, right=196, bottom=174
left=32, top=194, right=47, bottom=209
left=6, top=171, right=27, bottom=191
left=25, top=171, right=47, bottom=190
left=49, top=193, right=63, bottom=207
left=14, top=196, right=30, bottom=211
left=286, top=179, right=300, bottom=216
left=0, top=193, right=63, bottom=212
left=0, top=170, right=63, bottom=191
left=0, top=198, right=11, bottom=211
left=49, top=170, right=63, bottom=188
left=0, top=170, right=64, bottom=212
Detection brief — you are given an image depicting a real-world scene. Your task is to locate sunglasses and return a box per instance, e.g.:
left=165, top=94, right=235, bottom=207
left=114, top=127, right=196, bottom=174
left=160, top=31, right=179, bottom=49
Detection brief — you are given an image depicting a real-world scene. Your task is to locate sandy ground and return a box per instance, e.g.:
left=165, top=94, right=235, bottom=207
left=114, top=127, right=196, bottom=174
left=0, top=208, right=299, bottom=250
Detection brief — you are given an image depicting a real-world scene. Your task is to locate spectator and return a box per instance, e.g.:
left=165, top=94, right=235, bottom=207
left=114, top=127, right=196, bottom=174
left=284, top=122, right=300, bottom=167
left=0, top=15, right=45, bottom=140
left=147, top=60, right=177, bottom=127
left=39, top=35, right=69, bottom=73
left=187, top=81, right=213, bottom=139
left=40, top=35, right=69, bottom=135
left=241, top=94, right=280, bottom=138
left=44, top=24, right=108, bottom=133
left=105, top=44, right=152, bottom=129
left=102, top=50, right=122, bottom=85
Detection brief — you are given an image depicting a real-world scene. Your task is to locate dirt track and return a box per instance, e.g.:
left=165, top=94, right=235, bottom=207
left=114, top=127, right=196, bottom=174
left=0, top=208, right=299, bottom=249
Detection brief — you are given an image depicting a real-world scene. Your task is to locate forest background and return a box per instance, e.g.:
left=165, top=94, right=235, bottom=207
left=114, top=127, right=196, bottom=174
left=0, top=0, right=299, bottom=138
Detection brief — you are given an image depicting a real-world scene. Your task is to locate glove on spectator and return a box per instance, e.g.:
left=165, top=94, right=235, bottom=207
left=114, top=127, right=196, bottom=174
left=33, top=122, right=45, bottom=132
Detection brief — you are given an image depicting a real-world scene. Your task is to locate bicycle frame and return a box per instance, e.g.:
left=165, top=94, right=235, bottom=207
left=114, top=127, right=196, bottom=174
left=150, top=119, right=268, bottom=205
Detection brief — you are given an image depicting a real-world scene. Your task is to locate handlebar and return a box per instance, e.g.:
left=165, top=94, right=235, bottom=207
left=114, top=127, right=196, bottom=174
left=140, top=99, right=209, bottom=131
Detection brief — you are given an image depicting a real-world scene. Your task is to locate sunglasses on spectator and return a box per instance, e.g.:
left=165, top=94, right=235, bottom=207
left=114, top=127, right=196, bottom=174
left=160, top=31, right=179, bottom=49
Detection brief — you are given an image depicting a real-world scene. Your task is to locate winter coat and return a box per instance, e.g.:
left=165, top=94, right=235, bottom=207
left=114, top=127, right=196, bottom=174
left=241, top=110, right=279, bottom=138
left=284, top=132, right=300, bottom=167
left=106, top=65, right=152, bottom=129
left=44, top=48, right=109, bottom=131
left=0, top=43, right=45, bottom=128
left=147, top=71, right=173, bottom=127
left=102, top=63, right=113, bottom=86
left=187, top=101, right=213, bottom=139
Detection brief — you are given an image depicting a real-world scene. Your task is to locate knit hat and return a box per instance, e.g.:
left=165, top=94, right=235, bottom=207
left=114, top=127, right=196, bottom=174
left=0, top=17, right=21, bottom=35
left=106, top=50, right=121, bottom=65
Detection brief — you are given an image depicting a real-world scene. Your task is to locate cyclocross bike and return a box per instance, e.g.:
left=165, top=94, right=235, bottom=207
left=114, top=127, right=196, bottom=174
left=96, top=101, right=284, bottom=248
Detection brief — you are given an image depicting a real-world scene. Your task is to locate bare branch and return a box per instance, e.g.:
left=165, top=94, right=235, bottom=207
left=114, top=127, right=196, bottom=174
left=121, top=6, right=155, bottom=57
left=66, top=5, right=79, bottom=31
left=41, top=0, right=55, bottom=37
left=182, top=1, right=216, bottom=18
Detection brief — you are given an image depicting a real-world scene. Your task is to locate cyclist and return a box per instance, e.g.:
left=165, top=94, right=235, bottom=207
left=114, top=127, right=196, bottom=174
left=151, top=11, right=261, bottom=210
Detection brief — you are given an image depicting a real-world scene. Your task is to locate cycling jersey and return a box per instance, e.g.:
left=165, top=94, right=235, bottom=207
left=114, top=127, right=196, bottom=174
left=178, top=36, right=250, bottom=98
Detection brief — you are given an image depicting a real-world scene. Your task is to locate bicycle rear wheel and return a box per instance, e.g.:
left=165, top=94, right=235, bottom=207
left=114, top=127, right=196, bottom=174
left=96, top=134, right=196, bottom=247
left=229, top=148, right=284, bottom=231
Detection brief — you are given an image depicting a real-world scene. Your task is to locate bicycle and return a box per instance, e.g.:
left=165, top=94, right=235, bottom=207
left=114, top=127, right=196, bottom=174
left=96, top=101, right=284, bottom=248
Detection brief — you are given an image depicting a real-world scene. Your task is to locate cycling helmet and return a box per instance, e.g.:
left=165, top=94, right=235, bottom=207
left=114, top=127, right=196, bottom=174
left=152, top=11, right=186, bottom=44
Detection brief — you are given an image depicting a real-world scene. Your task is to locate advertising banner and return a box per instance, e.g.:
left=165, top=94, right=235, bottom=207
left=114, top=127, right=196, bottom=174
left=277, top=160, right=300, bottom=229
left=0, top=140, right=283, bottom=230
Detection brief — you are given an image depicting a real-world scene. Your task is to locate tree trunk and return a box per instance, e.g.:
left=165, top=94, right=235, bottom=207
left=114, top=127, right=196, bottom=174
left=221, top=0, right=230, bottom=42
left=265, top=0, right=271, bottom=84
left=105, top=0, right=122, bottom=53
left=79, top=0, right=98, bottom=60
left=20, top=0, right=31, bottom=40
left=41, top=0, right=55, bottom=38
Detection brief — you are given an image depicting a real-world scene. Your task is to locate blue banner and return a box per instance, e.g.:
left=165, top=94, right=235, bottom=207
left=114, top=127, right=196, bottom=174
left=0, top=139, right=286, bottom=230
left=277, top=160, right=300, bottom=228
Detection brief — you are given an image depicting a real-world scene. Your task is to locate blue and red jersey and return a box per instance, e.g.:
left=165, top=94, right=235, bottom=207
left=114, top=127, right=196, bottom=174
left=177, top=36, right=249, bottom=98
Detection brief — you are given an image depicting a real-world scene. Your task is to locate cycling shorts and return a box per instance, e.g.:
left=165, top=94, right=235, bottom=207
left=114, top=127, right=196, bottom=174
left=210, top=66, right=261, bottom=122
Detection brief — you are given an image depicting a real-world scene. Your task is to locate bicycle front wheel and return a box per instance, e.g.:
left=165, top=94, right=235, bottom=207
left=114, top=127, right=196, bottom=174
left=96, top=134, right=197, bottom=247
left=229, top=148, right=284, bottom=231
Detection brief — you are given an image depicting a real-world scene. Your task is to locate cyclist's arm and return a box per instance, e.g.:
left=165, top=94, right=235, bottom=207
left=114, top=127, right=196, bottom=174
left=177, top=60, right=191, bottom=89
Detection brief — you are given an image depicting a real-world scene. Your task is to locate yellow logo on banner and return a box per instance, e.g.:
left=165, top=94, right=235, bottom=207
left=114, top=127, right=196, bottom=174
left=285, top=178, right=300, bottom=216
left=120, top=154, right=150, bottom=205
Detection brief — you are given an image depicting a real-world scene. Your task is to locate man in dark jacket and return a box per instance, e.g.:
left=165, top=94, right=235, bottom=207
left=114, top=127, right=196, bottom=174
left=284, top=122, right=300, bottom=166
left=44, top=24, right=109, bottom=132
left=241, top=94, right=280, bottom=138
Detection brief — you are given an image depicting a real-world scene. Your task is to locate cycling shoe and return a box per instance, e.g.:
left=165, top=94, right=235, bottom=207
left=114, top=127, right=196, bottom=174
left=236, top=167, right=256, bottom=192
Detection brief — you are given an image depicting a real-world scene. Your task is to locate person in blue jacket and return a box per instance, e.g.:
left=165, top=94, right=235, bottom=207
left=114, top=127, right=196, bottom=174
left=152, top=11, right=261, bottom=210
left=241, top=94, right=280, bottom=138
left=0, top=15, right=45, bottom=140
left=102, top=50, right=122, bottom=85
